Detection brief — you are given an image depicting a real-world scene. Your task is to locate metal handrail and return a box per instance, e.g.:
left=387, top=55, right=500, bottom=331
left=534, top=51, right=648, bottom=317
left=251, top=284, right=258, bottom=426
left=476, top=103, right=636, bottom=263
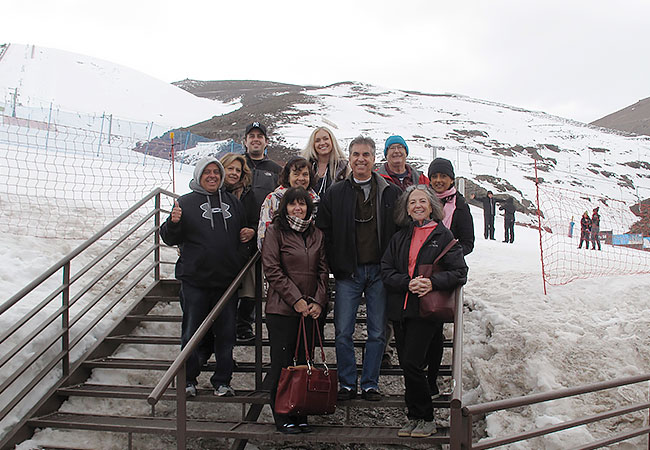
left=67, top=211, right=159, bottom=305
left=147, top=250, right=262, bottom=407
left=68, top=232, right=158, bottom=325
left=0, top=187, right=177, bottom=446
left=70, top=256, right=156, bottom=349
left=464, top=373, right=650, bottom=416
left=0, top=188, right=172, bottom=315
left=474, top=401, right=650, bottom=450
left=461, top=373, right=650, bottom=449
left=450, top=286, right=464, bottom=402
left=448, top=286, right=465, bottom=449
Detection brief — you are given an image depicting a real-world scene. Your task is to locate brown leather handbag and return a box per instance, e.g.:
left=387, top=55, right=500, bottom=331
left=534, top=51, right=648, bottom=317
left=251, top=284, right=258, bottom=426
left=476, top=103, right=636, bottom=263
left=417, top=239, right=458, bottom=323
left=275, top=316, right=337, bottom=415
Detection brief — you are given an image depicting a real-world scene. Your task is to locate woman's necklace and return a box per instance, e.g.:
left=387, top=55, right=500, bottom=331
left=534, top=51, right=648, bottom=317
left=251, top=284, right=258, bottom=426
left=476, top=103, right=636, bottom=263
left=317, top=161, right=328, bottom=178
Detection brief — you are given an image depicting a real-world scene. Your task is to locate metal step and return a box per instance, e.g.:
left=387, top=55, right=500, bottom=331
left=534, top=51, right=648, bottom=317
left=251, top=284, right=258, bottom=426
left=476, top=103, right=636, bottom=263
left=125, top=313, right=372, bottom=325
left=56, top=383, right=453, bottom=409
left=56, top=384, right=268, bottom=405
left=125, top=314, right=182, bottom=322
left=141, top=295, right=181, bottom=303
left=80, top=357, right=452, bottom=377
left=28, top=412, right=450, bottom=446
left=103, top=334, right=453, bottom=349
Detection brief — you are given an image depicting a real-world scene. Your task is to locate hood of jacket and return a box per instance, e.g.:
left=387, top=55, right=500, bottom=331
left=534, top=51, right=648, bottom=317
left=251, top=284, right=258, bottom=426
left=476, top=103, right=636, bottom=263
left=189, top=156, right=225, bottom=194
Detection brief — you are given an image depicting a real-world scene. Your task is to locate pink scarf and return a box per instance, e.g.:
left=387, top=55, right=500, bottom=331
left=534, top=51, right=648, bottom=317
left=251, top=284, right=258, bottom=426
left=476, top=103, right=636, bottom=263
left=435, top=187, right=457, bottom=229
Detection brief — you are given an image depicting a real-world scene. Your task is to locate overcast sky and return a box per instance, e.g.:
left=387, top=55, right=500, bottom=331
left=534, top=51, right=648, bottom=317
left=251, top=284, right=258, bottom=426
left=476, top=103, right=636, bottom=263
left=4, top=0, right=649, bottom=123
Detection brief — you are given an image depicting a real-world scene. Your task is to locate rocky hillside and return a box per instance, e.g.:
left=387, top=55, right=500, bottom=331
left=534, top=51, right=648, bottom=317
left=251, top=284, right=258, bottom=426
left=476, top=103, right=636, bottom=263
left=591, top=96, right=650, bottom=137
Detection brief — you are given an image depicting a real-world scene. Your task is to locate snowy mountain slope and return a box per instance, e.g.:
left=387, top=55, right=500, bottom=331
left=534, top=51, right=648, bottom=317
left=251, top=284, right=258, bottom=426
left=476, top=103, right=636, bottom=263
left=1, top=45, right=649, bottom=449
left=182, top=80, right=650, bottom=232
left=0, top=43, right=239, bottom=129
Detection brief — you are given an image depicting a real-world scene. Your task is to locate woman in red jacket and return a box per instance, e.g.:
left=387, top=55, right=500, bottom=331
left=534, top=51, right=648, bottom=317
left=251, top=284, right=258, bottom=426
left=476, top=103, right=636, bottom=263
left=261, top=187, right=330, bottom=434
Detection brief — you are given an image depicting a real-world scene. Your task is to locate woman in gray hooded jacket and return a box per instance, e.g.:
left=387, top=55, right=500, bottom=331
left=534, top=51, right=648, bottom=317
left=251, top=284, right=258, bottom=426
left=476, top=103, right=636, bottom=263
left=161, top=156, right=254, bottom=397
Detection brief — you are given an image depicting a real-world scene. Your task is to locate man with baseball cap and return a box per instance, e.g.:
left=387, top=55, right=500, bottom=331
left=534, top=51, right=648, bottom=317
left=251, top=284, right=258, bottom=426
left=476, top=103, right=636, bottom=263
left=236, top=122, right=283, bottom=342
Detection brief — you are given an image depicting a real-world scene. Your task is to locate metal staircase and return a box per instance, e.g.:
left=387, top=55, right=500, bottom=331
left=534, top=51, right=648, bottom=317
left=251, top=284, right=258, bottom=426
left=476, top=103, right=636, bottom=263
left=0, top=187, right=462, bottom=449
left=3, top=187, right=647, bottom=449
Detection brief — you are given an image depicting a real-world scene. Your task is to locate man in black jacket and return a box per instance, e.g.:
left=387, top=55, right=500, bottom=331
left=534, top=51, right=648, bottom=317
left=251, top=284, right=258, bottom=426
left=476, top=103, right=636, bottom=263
left=237, top=122, right=283, bottom=342
left=161, top=156, right=253, bottom=397
left=472, top=191, right=496, bottom=240
left=499, top=197, right=516, bottom=243
left=316, top=136, right=402, bottom=401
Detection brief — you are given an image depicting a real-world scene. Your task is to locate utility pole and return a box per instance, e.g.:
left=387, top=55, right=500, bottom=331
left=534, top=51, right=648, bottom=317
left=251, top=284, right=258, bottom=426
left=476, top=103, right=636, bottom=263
left=107, top=114, right=113, bottom=144
left=11, top=88, right=18, bottom=117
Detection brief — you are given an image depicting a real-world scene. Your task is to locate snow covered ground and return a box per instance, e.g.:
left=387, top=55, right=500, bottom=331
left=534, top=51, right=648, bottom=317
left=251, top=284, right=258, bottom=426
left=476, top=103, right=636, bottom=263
left=4, top=195, right=650, bottom=449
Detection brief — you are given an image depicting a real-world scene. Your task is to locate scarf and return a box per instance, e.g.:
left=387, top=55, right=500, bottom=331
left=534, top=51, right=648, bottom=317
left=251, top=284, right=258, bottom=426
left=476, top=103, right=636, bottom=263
left=224, top=180, right=245, bottom=199
left=287, top=215, right=312, bottom=233
left=435, top=186, right=457, bottom=229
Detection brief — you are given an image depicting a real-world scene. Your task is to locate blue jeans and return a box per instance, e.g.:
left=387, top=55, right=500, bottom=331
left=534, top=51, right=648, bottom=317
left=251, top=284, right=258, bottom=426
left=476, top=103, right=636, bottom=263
left=334, top=264, right=386, bottom=391
left=180, top=282, right=237, bottom=388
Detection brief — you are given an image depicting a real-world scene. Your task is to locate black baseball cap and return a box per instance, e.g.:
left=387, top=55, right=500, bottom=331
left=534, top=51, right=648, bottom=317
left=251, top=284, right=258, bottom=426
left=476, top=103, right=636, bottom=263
left=245, top=122, right=267, bottom=138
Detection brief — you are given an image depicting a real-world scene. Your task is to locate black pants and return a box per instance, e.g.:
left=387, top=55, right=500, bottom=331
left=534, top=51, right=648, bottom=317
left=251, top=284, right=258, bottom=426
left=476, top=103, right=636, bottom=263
left=266, top=314, right=320, bottom=426
left=591, top=229, right=601, bottom=250
left=578, top=231, right=590, bottom=249
left=484, top=214, right=495, bottom=239
left=393, top=318, right=443, bottom=421
left=426, top=326, right=444, bottom=391
left=236, top=297, right=256, bottom=335
left=179, top=283, right=236, bottom=388
left=504, top=218, right=515, bottom=243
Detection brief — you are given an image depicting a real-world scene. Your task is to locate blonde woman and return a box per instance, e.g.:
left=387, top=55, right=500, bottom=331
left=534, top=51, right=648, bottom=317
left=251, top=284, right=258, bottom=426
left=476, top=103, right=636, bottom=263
left=301, top=127, right=349, bottom=195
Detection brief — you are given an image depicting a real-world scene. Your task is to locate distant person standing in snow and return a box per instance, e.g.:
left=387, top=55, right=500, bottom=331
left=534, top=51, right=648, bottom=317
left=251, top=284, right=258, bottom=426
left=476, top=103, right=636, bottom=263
left=236, top=122, right=283, bottom=343
left=578, top=211, right=592, bottom=249
left=301, top=126, right=349, bottom=195
left=426, top=157, right=474, bottom=397
left=590, top=207, right=601, bottom=250
left=160, top=156, right=254, bottom=398
left=499, top=197, right=516, bottom=243
left=471, top=191, right=497, bottom=240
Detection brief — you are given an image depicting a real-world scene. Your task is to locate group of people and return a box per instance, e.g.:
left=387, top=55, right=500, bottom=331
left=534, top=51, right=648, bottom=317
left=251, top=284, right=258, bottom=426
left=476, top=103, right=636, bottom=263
left=578, top=207, right=602, bottom=250
left=161, top=122, right=474, bottom=437
left=472, top=191, right=517, bottom=243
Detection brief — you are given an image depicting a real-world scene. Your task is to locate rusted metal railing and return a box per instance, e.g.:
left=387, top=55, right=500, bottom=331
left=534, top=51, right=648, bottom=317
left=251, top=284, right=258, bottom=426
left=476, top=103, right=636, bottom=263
left=147, top=251, right=262, bottom=450
left=0, top=188, right=176, bottom=448
left=459, top=373, right=650, bottom=449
